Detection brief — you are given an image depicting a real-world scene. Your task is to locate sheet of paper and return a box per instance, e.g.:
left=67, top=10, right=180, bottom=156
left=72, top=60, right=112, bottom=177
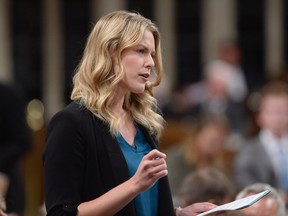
left=197, top=190, right=270, bottom=216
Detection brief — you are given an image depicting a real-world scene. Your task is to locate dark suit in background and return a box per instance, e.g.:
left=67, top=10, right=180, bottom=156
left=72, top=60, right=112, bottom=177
left=234, top=136, right=279, bottom=190
left=0, top=83, right=32, bottom=215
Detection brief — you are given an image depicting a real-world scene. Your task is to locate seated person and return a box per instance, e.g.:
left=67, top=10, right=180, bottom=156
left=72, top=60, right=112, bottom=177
left=176, top=167, right=235, bottom=207
left=234, top=81, right=288, bottom=206
left=165, top=114, right=231, bottom=196
left=236, top=183, right=286, bottom=216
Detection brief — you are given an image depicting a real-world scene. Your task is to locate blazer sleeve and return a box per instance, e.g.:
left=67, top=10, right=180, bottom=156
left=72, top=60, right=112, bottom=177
left=43, top=108, right=86, bottom=216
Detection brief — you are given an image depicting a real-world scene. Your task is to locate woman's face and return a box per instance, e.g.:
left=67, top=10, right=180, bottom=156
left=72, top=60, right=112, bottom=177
left=117, top=29, right=155, bottom=94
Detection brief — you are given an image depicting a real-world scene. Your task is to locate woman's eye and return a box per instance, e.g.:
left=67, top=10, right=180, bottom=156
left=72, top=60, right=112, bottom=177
left=137, top=49, right=145, bottom=53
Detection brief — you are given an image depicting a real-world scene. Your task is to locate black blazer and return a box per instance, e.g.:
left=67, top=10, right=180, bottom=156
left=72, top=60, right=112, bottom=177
left=43, top=101, right=175, bottom=216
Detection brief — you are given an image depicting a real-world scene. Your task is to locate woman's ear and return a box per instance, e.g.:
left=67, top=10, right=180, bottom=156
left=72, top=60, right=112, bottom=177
left=111, top=51, right=121, bottom=66
left=110, top=52, right=120, bottom=74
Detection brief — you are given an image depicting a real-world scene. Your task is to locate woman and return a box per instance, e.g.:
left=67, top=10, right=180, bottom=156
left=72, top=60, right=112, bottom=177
left=43, top=10, right=216, bottom=216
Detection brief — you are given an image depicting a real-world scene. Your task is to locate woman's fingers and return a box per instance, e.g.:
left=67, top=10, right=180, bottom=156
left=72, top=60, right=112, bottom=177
left=144, top=149, right=166, bottom=160
left=132, top=149, right=168, bottom=191
left=143, top=150, right=168, bottom=177
left=180, top=202, right=218, bottom=216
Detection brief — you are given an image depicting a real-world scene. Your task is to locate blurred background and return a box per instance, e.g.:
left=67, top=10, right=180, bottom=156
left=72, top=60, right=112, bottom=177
left=0, top=0, right=288, bottom=215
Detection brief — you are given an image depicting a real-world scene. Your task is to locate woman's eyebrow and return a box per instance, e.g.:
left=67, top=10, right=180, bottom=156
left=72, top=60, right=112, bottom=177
left=137, top=44, right=156, bottom=54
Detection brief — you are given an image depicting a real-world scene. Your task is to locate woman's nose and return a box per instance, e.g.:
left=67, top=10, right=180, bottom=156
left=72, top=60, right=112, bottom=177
left=145, top=55, right=155, bottom=68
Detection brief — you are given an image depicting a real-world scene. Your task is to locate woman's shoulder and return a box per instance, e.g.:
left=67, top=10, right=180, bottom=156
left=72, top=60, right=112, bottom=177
left=55, top=101, right=93, bottom=118
left=48, top=101, right=105, bottom=130
left=47, top=101, right=91, bottom=128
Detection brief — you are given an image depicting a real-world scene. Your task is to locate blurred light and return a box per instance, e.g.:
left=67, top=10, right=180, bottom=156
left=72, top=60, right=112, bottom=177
left=26, top=99, right=45, bottom=131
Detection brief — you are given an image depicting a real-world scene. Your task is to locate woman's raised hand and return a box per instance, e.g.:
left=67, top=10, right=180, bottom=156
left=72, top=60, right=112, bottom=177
left=130, top=149, right=168, bottom=192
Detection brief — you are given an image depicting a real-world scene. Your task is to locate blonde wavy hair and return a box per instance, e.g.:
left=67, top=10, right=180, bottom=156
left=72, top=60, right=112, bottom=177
left=71, top=10, right=165, bottom=140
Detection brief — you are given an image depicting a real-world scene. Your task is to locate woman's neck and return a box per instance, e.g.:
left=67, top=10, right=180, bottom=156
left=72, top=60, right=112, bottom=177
left=111, top=90, right=126, bottom=116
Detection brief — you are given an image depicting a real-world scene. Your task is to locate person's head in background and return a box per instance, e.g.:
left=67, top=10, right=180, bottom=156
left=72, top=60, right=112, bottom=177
left=236, top=183, right=286, bottom=216
left=183, top=114, right=230, bottom=169
left=256, top=81, right=288, bottom=138
left=217, top=39, right=241, bottom=66
left=203, top=63, right=231, bottom=100
left=177, top=167, right=235, bottom=207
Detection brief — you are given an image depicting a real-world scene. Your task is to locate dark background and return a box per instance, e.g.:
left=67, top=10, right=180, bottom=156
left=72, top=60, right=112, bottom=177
left=10, top=0, right=287, bottom=105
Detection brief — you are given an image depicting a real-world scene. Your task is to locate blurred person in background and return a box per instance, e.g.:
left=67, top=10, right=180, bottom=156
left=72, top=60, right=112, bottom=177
left=234, top=81, right=288, bottom=207
left=176, top=167, right=235, bottom=208
left=163, top=39, right=248, bottom=136
left=0, top=83, right=32, bottom=216
left=165, top=114, right=231, bottom=197
left=236, top=183, right=286, bottom=216
left=206, top=39, right=248, bottom=103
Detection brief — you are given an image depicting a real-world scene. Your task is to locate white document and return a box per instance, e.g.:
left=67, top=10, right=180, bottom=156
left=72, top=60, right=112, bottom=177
left=197, top=190, right=270, bottom=216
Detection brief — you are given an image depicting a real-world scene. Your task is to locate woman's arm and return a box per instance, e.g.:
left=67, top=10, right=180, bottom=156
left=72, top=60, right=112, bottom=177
left=77, top=149, right=168, bottom=216
left=44, top=109, right=168, bottom=216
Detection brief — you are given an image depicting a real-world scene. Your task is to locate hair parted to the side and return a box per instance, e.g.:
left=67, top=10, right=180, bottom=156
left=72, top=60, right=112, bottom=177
left=71, top=10, right=165, bottom=139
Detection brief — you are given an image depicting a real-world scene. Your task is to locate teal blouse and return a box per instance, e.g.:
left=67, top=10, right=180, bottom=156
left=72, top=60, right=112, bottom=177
left=116, top=126, right=159, bottom=216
